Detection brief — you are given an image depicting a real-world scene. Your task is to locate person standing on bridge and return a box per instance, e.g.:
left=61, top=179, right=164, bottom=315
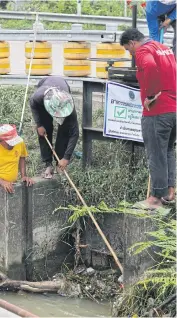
left=30, top=76, right=79, bottom=179
left=145, top=0, right=176, bottom=56
left=120, top=28, right=176, bottom=209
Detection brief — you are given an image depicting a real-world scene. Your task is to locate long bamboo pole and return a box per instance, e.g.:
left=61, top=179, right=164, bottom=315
left=45, top=135, right=123, bottom=273
left=0, top=299, right=38, bottom=318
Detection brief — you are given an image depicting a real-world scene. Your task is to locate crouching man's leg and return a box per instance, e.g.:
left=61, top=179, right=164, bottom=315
left=37, top=114, right=54, bottom=179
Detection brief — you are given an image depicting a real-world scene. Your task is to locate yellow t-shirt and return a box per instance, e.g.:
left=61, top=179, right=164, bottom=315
left=0, top=141, right=28, bottom=182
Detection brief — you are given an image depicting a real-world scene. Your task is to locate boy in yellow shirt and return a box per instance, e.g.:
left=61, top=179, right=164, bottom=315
left=0, top=124, right=34, bottom=193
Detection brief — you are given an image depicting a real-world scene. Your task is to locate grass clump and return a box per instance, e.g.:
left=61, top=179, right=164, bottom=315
left=59, top=200, right=176, bottom=317
left=112, top=210, right=176, bottom=317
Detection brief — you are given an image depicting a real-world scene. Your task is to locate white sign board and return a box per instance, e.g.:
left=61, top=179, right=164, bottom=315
left=104, top=81, right=143, bottom=143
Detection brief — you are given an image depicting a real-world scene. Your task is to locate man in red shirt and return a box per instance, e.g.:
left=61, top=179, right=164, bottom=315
left=120, top=28, right=176, bottom=209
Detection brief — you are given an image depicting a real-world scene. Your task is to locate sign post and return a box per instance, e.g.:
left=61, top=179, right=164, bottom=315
left=104, top=81, right=143, bottom=143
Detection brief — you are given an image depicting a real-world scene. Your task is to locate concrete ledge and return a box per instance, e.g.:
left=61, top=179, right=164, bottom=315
left=123, top=215, right=157, bottom=285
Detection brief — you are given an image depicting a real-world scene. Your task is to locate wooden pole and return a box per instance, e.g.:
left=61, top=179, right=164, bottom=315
left=0, top=299, right=38, bottom=318
left=44, top=135, right=123, bottom=273
left=147, top=175, right=151, bottom=199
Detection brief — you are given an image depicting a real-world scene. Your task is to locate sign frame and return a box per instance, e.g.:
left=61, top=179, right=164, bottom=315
left=103, top=81, right=144, bottom=143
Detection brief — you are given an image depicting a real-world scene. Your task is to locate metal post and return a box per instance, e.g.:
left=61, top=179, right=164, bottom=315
left=15, top=0, right=17, bottom=11
left=82, top=80, right=106, bottom=168
left=77, top=0, right=81, bottom=15
left=131, top=4, right=137, bottom=68
left=132, top=4, right=137, bottom=28
left=33, top=17, right=44, bottom=32
left=82, top=81, right=93, bottom=168
left=130, top=141, right=135, bottom=174
left=71, top=23, right=82, bottom=33
left=124, top=0, right=127, bottom=17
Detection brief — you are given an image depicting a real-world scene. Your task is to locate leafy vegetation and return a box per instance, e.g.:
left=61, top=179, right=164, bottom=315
left=7, top=0, right=145, bottom=17
left=112, top=208, right=176, bottom=317
left=58, top=200, right=176, bottom=317
left=0, top=0, right=146, bottom=29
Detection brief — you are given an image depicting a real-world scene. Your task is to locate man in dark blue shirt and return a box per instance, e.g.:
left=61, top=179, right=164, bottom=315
left=30, top=76, right=79, bottom=178
left=146, top=0, right=176, bottom=55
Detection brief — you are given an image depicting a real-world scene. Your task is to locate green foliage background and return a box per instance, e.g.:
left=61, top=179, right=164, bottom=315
left=0, top=0, right=145, bottom=29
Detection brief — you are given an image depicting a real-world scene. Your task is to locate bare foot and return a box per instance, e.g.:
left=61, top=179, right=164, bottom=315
left=42, top=166, right=54, bottom=179
left=135, top=196, right=163, bottom=210
left=145, top=196, right=163, bottom=208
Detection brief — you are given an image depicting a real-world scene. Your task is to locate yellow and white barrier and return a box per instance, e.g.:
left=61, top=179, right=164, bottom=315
left=63, top=59, right=91, bottom=77
left=0, top=57, right=10, bottom=74
left=0, top=42, right=10, bottom=74
left=25, top=41, right=52, bottom=75
left=96, top=43, right=131, bottom=79
left=63, top=41, right=91, bottom=77
left=25, top=41, right=52, bottom=59
left=25, top=58, right=52, bottom=75
left=64, top=42, right=91, bottom=60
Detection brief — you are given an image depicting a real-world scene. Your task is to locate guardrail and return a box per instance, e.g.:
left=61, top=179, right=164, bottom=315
left=0, top=74, right=88, bottom=86
left=0, top=10, right=147, bottom=26
left=0, top=10, right=173, bottom=39
left=0, top=28, right=118, bottom=42
left=0, top=28, right=173, bottom=44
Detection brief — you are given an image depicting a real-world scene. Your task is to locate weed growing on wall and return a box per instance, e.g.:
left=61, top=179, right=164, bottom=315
left=57, top=201, right=176, bottom=317
left=112, top=209, right=176, bottom=317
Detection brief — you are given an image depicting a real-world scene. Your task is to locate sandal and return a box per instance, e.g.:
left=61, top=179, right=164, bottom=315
left=161, top=197, right=175, bottom=205
left=133, top=201, right=156, bottom=211
left=133, top=199, right=163, bottom=211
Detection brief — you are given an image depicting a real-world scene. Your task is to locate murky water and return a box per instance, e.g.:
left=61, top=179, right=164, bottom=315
left=0, top=292, right=111, bottom=317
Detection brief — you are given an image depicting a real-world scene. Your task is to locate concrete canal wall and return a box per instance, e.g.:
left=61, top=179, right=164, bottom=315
left=80, top=212, right=156, bottom=284
left=0, top=178, right=75, bottom=281
left=0, top=178, right=156, bottom=284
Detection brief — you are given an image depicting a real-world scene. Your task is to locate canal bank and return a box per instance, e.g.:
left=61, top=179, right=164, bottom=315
left=0, top=177, right=156, bottom=285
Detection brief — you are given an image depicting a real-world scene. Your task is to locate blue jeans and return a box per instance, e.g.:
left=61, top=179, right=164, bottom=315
left=141, top=113, right=176, bottom=198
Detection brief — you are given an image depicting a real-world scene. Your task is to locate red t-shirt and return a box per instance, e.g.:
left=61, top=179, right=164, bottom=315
left=135, top=40, right=176, bottom=116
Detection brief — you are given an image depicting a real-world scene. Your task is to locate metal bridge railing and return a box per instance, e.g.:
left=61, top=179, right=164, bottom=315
left=0, top=10, right=147, bottom=26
